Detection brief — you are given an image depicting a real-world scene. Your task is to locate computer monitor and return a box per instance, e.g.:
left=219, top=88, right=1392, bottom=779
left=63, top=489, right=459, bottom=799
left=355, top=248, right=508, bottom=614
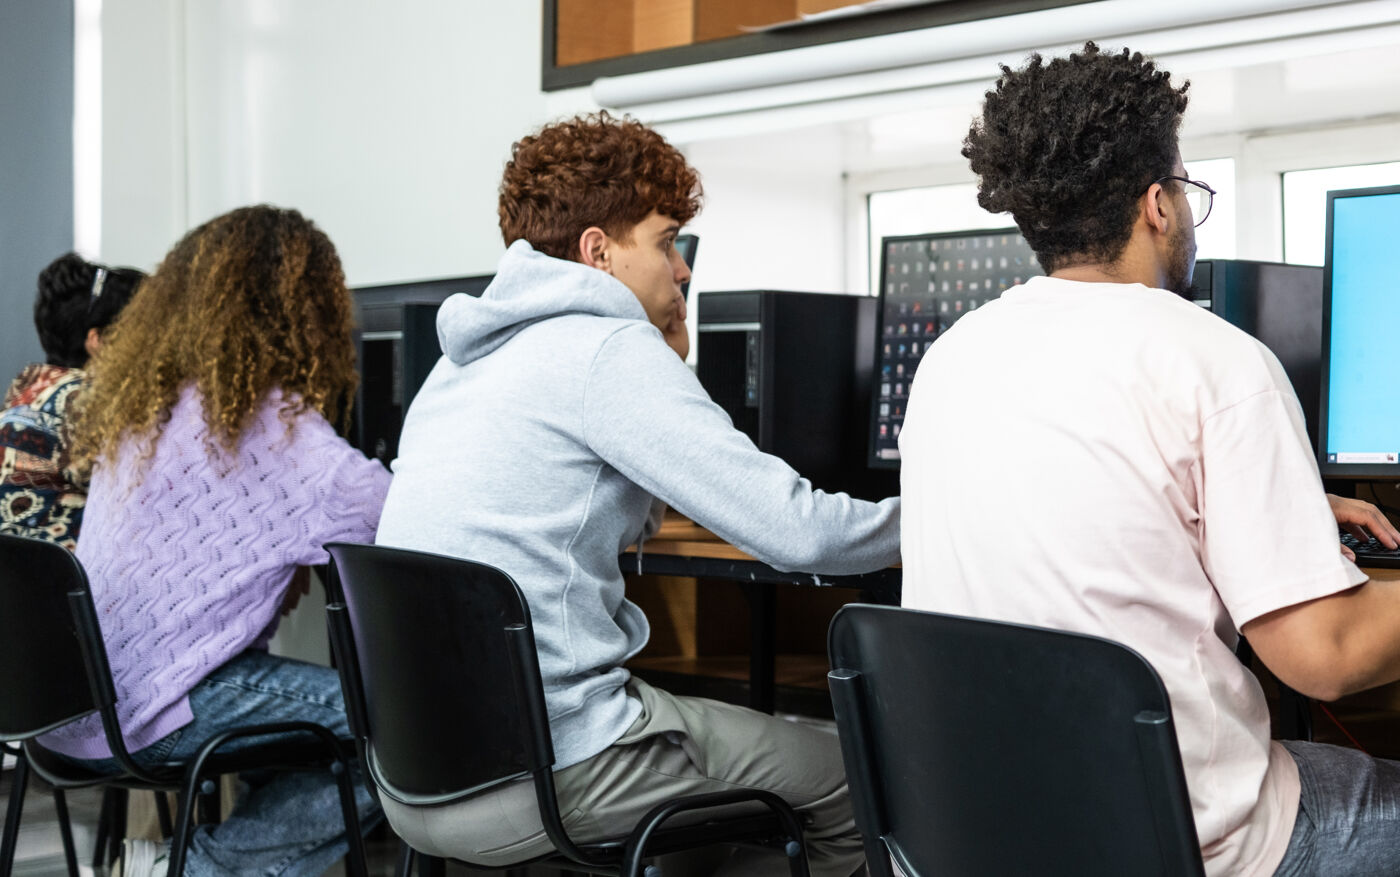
left=352, top=274, right=492, bottom=463
left=1318, top=184, right=1400, bottom=479
left=1189, top=259, right=1324, bottom=451
left=867, top=228, right=1042, bottom=468
left=676, top=233, right=699, bottom=299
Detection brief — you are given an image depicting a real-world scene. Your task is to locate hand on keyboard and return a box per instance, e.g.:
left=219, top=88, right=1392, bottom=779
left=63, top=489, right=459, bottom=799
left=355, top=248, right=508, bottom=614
left=1327, top=494, right=1400, bottom=561
left=1340, top=533, right=1400, bottom=555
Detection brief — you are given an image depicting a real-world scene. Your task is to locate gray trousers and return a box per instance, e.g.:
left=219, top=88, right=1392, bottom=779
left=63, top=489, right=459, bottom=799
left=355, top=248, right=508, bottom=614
left=381, top=677, right=861, bottom=876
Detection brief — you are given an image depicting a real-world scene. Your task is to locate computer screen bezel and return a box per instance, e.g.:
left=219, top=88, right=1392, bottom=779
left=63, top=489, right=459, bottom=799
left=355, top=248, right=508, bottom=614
left=866, top=225, right=1029, bottom=470
left=1317, top=183, right=1400, bottom=480
left=676, top=233, right=699, bottom=299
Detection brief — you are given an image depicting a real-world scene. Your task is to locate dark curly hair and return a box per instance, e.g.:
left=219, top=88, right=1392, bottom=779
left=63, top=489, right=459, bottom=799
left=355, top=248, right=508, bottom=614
left=963, top=42, right=1190, bottom=274
left=499, top=111, right=702, bottom=260
left=33, top=252, right=145, bottom=368
left=71, top=205, right=358, bottom=469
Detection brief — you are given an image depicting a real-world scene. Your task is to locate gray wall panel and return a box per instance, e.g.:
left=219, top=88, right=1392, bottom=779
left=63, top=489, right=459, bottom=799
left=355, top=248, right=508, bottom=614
left=0, top=1, right=74, bottom=385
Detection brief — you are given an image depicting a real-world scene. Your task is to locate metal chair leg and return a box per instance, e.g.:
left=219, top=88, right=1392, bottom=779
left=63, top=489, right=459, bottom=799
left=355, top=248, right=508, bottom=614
left=394, top=840, right=414, bottom=877
left=196, top=781, right=220, bottom=826
left=165, top=774, right=211, bottom=877
left=154, top=791, right=173, bottom=838
left=91, top=787, right=112, bottom=869
left=420, top=852, right=446, bottom=877
left=329, top=760, right=368, bottom=877
left=1, top=752, right=30, bottom=877
left=52, top=790, right=79, bottom=877
left=862, top=837, right=896, bottom=877
left=106, top=788, right=127, bottom=868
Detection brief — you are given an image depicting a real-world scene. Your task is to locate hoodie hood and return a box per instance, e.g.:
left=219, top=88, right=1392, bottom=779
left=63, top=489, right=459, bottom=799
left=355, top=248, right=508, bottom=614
left=437, top=240, right=649, bottom=366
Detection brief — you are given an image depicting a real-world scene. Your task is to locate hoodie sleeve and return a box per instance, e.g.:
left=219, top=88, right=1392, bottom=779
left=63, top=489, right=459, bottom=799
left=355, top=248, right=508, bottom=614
left=582, top=322, right=900, bottom=574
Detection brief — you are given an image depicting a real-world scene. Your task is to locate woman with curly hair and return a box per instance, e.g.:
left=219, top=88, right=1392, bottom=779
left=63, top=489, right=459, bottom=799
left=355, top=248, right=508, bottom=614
left=40, top=205, right=388, bottom=876
left=0, top=253, right=143, bottom=549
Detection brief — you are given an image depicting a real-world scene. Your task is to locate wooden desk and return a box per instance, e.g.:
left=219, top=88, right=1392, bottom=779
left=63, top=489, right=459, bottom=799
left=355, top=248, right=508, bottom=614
left=622, top=515, right=901, bottom=600
left=620, top=515, right=900, bottom=714
left=622, top=520, right=1400, bottom=735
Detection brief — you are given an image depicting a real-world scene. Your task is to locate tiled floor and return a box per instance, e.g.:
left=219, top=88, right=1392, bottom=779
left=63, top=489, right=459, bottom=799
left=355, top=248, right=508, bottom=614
left=1, top=758, right=104, bottom=877
left=1, top=762, right=581, bottom=876
left=0, top=763, right=401, bottom=876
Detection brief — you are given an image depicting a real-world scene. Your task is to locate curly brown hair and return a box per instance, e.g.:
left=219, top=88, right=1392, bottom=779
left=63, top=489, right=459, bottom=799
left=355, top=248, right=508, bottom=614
left=498, top=111, right=702, bottom=260
left=71, top=205, right=358, bottom=469
left=963, top=42, right=1190, bottom=274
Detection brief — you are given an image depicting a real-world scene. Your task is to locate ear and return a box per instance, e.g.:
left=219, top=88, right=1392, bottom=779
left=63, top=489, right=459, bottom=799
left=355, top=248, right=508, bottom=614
left=84, top=327, right=102, bottom=357
left=578, top=226, right=611, bottom=272
left=1141, top=181, right=1172, bottom=236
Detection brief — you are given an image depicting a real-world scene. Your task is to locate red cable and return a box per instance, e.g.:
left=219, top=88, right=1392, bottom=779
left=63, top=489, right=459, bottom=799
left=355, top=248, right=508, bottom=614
left=1317, top=702, right=1369, bottom=755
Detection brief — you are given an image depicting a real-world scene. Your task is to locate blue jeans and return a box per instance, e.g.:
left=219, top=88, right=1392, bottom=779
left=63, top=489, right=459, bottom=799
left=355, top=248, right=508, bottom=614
left=69, top=650, right=380, bottom=877
left=1273, top=740, right=1400, bottom=876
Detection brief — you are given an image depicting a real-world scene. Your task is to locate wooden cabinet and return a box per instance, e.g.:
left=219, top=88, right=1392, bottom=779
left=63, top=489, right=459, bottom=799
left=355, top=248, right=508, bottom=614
left=542, top=1, right=1092, bottom=91
left=555, top=0, right=841, bottom=67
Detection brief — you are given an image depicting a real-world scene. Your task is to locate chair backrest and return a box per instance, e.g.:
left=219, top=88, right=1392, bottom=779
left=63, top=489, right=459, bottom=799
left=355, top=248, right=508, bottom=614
left=827, top=604, right=1204, bottom=877
left=0, top=534, right=115, bottom=741
left=324, top=542, right=555, bottom=806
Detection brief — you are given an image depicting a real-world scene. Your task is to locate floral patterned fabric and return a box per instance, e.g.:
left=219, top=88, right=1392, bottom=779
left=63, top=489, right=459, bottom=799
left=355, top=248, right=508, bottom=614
left=0, top=364, right=87, bottom=550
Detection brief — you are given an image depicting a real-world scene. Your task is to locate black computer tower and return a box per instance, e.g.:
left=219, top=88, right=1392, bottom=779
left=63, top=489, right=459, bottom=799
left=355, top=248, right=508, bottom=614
left=352, top=275, right=492, bottom=464
left=1191, top=259, right=1324, bottom=448
left=696, top=290, right=898, bottom=500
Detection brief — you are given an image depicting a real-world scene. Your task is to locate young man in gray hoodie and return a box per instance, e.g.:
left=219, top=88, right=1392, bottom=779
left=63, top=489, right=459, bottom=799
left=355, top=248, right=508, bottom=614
left=374, top=112, right=900, bottom=876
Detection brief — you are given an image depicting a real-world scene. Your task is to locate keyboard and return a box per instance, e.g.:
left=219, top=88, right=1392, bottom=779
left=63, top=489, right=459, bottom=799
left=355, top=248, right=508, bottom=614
left=1340, top=533, right=1400, bottom=568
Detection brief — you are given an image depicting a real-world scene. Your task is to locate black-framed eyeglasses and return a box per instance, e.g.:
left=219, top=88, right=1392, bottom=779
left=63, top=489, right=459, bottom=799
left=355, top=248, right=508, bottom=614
left=1147, top=175, right=1216, bottom=227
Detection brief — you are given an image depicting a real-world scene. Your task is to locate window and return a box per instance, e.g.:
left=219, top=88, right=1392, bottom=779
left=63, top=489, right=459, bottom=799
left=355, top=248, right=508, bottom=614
left=867, top=183, right=994, bottom=295
left=1183, top=158, right=1235, bottom=262
left=1282, top=162, right=1400, bottom=266
left=864, top=157, right=1236, bottom=293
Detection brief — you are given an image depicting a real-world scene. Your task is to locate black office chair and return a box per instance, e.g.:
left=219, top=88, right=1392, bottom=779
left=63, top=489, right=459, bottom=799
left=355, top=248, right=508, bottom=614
left=323, top=541, right=810, bottom=877
left=827, top=604, right=1206, bottom=877
left=0, top=533, right=369, bottom=877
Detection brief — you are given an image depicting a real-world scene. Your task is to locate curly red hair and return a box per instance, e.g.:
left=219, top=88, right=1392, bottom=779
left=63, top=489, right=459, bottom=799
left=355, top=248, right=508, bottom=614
left=498, top=111, right=702, bottom=260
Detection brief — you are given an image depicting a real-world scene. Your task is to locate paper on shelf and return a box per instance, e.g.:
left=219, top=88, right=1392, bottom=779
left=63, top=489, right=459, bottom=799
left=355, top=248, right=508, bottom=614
left=740, top=0, right=945, bottom=33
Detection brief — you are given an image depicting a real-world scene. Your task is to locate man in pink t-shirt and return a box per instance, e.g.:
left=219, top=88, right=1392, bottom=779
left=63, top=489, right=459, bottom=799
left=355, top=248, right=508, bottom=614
left=900, top=42, right=1400, bottom=877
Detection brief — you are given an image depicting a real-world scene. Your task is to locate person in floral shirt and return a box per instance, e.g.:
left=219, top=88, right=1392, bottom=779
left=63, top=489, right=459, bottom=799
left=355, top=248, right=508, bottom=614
left=0, top=253, right=143, bottom=549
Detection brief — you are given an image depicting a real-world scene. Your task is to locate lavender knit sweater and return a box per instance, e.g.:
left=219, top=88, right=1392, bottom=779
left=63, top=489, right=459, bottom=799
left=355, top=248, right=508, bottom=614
left=40, top=385, right=391, bottom=759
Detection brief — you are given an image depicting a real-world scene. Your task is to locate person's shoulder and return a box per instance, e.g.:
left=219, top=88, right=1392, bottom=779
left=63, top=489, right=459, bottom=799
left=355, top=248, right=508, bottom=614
left=1135, top=289, right=1293, bottom=403
left=3, top=366, right=35, bottom=406
left=229, top=389, right=343, bottom=459
left=580, top=321, right=693, bottom=407
left=1145, top=288, right=1265, bottom=354
left=589, top=319, right=678, bottom=368
left=1101, top=282, right=1254, bottom=348
left=260, top=388, right=338, bottom=434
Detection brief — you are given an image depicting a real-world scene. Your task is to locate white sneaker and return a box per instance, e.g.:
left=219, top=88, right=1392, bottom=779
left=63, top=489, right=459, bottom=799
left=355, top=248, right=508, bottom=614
left=117, top=838, right=169, bottom=877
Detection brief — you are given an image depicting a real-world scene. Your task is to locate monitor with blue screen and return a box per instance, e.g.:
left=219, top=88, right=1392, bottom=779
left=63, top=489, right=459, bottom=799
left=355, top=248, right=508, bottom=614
left=1319, top=184, right=1400, bottom=478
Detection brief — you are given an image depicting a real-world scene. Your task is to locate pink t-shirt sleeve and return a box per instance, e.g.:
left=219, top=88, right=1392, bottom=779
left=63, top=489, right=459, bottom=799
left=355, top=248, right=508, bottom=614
left=1198, top=388, right=1367, bottom=626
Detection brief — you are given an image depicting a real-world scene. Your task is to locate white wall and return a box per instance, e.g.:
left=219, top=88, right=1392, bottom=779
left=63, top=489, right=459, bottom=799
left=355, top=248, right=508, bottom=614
left=98, top=0, right=573, bottom=284
left=682, top=125, right=849, bottom=295
left=100, top=0, right=186, bottom=272
left=659, top=12, right=1400, bottom=296
left=92, top=0, right=1400, bottom=295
